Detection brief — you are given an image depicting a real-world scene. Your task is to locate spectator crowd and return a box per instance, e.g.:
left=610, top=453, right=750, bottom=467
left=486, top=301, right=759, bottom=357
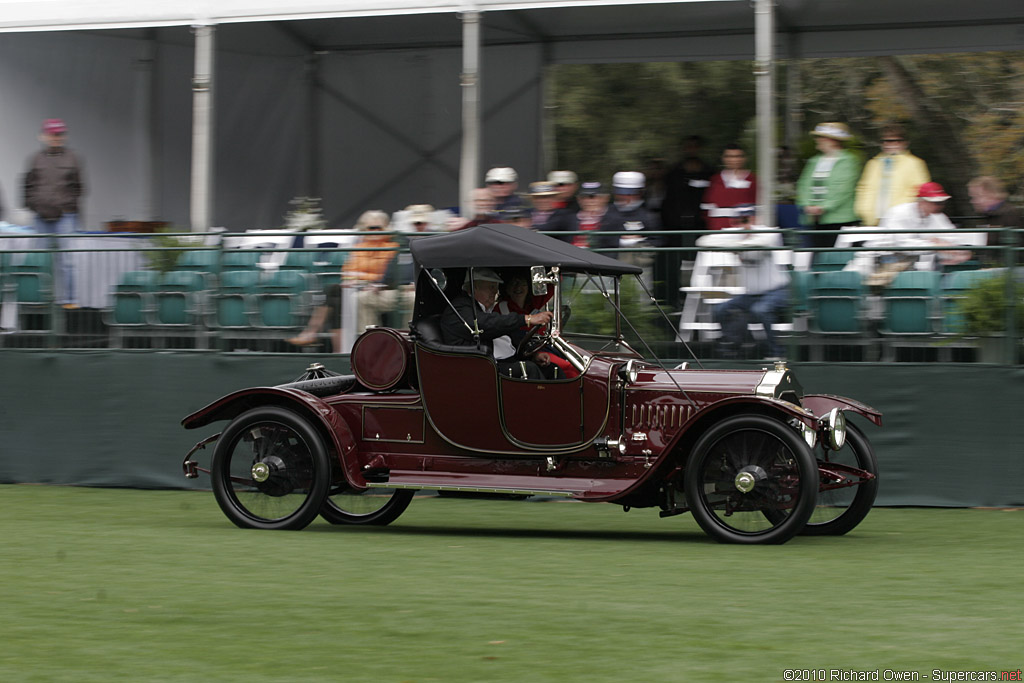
left=3, top=117, right=1021, bottom=359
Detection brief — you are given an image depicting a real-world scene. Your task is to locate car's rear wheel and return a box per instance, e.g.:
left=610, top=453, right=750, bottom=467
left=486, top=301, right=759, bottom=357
left=319, top=487, right=414, bottom=525
left=211, top=406, right=330, bottom=530
left=684, top=415, right=818, bottom=544
left=803, top=423, right=878, bottom=535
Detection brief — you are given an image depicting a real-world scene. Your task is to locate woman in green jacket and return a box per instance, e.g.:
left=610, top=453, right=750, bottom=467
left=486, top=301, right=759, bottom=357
left=796, top=122, right=861, bottom=249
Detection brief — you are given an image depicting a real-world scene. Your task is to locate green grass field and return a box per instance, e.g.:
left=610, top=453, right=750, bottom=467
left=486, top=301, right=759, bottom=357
left=1, top=485, right=1021, bottom=682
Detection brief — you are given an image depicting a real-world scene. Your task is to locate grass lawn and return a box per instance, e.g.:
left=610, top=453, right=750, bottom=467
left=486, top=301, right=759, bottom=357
left=1, top=485, right=1021, bottom=682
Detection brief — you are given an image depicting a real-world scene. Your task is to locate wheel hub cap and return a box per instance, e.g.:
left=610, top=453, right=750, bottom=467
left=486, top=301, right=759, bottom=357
left=734, top=465, right=767, bottom=493
left=251, top=461, right=271, bottom=483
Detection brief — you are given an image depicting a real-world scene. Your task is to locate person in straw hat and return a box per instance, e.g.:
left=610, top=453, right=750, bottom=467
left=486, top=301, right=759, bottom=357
left=796, top=122, right=862, bottom=250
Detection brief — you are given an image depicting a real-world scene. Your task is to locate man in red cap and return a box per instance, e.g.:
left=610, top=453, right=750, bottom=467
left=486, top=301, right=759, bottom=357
left=880, top=181, right=955, bottom=236
left=23, top=118, right=85, bottom=308
left=876, top=181, right=985, bottom=270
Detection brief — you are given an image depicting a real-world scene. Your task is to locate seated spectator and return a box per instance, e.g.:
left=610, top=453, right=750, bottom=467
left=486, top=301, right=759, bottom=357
left=847, top=182, right=971, bottom=286
left=287, top=210, right=397, bottom=348
left=697, top=205, right=789, bottom=360
left=359, top=205, right=436, bottom=330
left=440, top=267, right=553, bottom=379
left=968, top=175, right=1022, bottom=266
left=485, top=167, right=528, bottom=214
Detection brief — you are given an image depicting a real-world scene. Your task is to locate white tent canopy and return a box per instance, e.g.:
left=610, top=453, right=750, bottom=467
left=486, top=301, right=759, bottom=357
left=1, top=0, right=1021, bottom=231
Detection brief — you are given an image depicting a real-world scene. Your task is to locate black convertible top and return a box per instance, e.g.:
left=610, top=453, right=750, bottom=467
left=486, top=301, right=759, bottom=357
left=409, top=223, right=642, bottom=276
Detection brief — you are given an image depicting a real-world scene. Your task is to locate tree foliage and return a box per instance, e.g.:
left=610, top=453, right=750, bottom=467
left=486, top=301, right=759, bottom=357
left=551, top=52, right=1024, bottom=217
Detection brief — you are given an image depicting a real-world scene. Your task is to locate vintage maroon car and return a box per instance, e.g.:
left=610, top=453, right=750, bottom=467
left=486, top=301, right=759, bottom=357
left=182, top=223, right=880, bottom=544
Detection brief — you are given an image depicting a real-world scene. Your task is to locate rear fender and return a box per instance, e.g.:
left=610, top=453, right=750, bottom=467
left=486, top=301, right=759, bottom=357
left=802, top=394, right=882, bottom=427
left=181, top=387, right=364, bottom=488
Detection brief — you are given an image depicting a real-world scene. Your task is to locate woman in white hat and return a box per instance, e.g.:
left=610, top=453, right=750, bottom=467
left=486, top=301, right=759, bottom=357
left=796, top=122, right=862, bottom=249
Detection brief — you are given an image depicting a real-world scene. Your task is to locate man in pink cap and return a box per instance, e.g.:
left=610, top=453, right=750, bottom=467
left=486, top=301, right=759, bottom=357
left=23, top=118, right=86, bottom=308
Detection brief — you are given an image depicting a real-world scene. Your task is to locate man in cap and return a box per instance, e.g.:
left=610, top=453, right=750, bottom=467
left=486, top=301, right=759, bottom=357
left=547, top=170, right=580, bottom=212
left=696, top=204, right=790, bottom=360
left=550, top=181, right=623, bottom=249
left=526, top=181, right=573, bottom=233
left=484, top=167, right=527, bottom=214
left=440, top=267, right=553, bottom=379
left=869, top=182, right=978, bottom=275
left=855, top=124, right=931, bottom=227
left=796, top=122, right=861, bottom=249
left=881, top=181, right=956, bottom=235
left=601, top=171, right=660, bottom=268
left=24, top=118, right=85, bottom=308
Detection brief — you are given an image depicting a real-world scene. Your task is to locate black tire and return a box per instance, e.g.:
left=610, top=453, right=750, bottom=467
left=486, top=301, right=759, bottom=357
left=802, top=423, right=878, bottom=536
left=684, top=415, right=819, bottom=544
left=319, top=487, right=414, bottom=526
left=211, top=406, right=330, bottom=530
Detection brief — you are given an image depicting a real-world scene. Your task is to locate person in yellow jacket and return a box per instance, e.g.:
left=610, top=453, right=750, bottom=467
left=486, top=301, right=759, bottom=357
left=854, top=124, right=930, bottom=227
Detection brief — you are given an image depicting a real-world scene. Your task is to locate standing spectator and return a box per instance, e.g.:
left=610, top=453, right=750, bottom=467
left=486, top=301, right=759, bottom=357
left=527, top=181, right=572, bottom=233
left=607, top=171, right=660, bottom=281
left=547, top=170, right=580, bottom=213
left=661, top=136, right=714, bottom=309
left=24, top=118, right=85, bottom=309
left=549, top=182, right=623, bottom=250
left=967, top=176, right=1021, bottom=266
left=453, top=188, right=498, bottom=230
left=702, top=144, right=757, bottom=230
left=697, top=205, right=790, bottom=360
left=484, top=167, right=527, bottom=214
left=662, top=135, right=713, bottom=240
left=855, top=124, right=931, bottom=227
left=796, top=122, right=861, bottom=249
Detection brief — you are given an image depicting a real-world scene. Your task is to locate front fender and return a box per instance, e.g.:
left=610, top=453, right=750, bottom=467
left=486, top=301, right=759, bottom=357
left=181, top=387, right=364, bottom=488
left=802, top=394, right=882, bottom=427
left=595, top=395, right=816, bottom=504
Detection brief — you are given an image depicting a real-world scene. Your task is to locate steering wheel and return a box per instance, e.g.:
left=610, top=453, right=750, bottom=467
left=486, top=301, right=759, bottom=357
left=516, top=324, right=550, bottom=359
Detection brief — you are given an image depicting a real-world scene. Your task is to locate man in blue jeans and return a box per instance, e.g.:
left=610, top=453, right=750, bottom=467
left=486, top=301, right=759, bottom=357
left=697, top=204, right=790, bottom=359
left=24, top=118, right=85, bottom=309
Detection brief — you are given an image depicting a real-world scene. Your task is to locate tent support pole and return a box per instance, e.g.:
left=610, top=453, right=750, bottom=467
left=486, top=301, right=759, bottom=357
left=459, top=10, right=481, bottom=218
left=190, top=24, right=215, bottom=232
left=754, top=0, right=776, bottom=228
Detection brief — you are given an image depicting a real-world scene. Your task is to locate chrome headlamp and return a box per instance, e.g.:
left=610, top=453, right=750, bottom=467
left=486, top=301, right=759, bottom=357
left=819, top=407, right=847, bottom=451
left=619, top=359, right=639, bottom=385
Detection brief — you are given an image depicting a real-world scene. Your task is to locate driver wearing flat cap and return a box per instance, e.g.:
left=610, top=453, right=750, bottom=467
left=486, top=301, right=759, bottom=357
left=440, top=267, right=553, bottom=379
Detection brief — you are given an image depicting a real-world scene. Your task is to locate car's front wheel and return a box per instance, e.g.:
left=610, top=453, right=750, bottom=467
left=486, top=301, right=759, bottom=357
left=684, top=414, right=818, bottom=544
left=211, top=406, right=330, bottom=530
left=319, top=487, right=414, bottom=525
left=803, top=422, right=878, bottom=535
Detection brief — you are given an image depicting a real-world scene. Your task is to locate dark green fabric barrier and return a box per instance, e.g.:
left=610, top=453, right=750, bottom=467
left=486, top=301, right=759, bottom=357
left=1, top=352, right=1020, bottom=506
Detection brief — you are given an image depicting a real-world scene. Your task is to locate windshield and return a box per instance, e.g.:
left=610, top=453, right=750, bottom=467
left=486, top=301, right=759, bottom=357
left=559, top=272, right=653, bottom=358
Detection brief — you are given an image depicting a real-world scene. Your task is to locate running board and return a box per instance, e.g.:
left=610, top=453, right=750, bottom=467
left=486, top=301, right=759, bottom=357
left=365, top=481, right=576, bottom=498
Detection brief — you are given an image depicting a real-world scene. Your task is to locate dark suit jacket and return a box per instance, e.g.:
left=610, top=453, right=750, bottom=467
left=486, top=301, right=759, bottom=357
left=440, top=292, right=526, bottom=347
